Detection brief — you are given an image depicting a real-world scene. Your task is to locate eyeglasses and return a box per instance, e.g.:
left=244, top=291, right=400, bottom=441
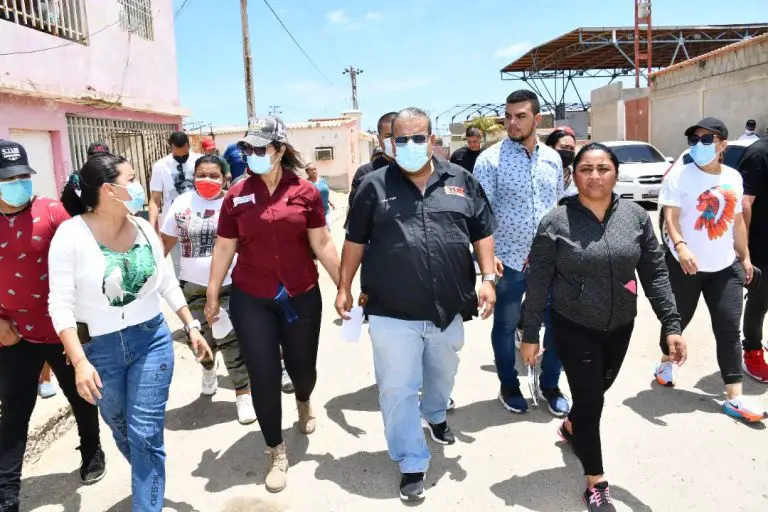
left=393, top=134, right=428, bottom=146
left=687, top=134, right=718, bottom=146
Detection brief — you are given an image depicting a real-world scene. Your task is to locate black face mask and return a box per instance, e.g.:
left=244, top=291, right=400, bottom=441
left=173, top=154, right=190, bottom=164
left=557, top=149, right=575, bottom=168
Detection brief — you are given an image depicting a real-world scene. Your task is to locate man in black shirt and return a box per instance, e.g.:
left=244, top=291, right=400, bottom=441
left=739, top=135, right=768, bottom=382
left=336, top=108, right=497, bottom=502
left=347, top=111, right=398, bottom=212
left=449, top=126, right=483, bottom=173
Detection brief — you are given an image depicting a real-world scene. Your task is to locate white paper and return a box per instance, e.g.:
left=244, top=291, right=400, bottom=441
left=340, top=306, right=364, bottom=343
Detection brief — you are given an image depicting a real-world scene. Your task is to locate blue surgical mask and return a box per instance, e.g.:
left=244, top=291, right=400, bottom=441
left=383, top=138, right=395, bottom=159
left=113, top=182, right=146, bottom=215
left=395, top=141, right=430, bottom=173
left=0, top=177, right=33, bottom=207
left=247, top=153, right=273, bottom=175
left=690, top=141, right=717, bottom=167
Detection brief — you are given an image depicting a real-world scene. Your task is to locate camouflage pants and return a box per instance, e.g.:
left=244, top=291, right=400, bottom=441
left=182, top=282, right=250, bottom=391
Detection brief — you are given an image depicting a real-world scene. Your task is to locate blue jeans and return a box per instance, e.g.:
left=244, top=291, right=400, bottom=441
left=492, top=266, right=562, bottom=391
left=368, top=315, right=464, bottom=473
left=84, top=314, right=174, bottom=512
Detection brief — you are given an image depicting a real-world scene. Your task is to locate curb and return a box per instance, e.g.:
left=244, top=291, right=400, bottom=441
left=23, top=405, right=74, bottom=467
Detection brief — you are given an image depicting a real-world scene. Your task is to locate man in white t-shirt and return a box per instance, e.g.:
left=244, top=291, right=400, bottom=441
left=149, top=131, right=203, bottom=276
left=656, top=117, right=765, bottom=423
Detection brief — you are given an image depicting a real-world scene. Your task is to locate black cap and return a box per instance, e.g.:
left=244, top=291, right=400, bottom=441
left=0, top=139, right=37, bottom=179
left=86, top=141, right=110, bottom=156
left=684, top=117, right=729, bottom=140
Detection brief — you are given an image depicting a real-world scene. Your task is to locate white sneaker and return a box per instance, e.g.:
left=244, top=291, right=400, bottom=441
left=515, top=328, right=522, bottom=350
left=38, top=380, right=58, bottom=399
left=281, top=367, right=295, bottom=394
left=654, top=361, right=676, bottom=387
left=723, top=395, right=767, bottom=423
left=201, top=362, right=218, bottom=396
left=236, top=394, right=257, bottom=425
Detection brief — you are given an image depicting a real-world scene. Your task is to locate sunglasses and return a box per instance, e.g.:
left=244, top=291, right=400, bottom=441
left=393, top=134, right=428, bottom=145
left=687, top=134, right=719, bottom=146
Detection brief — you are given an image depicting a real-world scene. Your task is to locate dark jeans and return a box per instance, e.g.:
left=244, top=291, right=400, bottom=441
left=743, top=260, right=768, bottom=351
left=492, top=266, right=562, bottom=391
left=0, top=341, right=100, bottom=508
left=661, top=254, right=744, bottom=385
left=230, top=285, right=322, bottom=448
left=552, top=311, right=633, bottom=476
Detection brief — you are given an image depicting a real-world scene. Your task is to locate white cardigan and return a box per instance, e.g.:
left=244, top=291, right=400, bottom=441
left=48, top=215, right=187, bottom=337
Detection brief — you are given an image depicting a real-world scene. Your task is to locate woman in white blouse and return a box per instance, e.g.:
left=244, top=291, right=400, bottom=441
left=49, top=153, right=212, bottom=512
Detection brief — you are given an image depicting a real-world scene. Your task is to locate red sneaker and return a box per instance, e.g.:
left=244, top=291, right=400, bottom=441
left=743, top=349, right=768, bottom=383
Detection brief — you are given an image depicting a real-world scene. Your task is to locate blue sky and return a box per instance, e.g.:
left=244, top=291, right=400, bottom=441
left=173, top=0, right=765, bottom=133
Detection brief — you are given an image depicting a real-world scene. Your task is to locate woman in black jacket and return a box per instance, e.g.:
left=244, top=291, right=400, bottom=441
left=520, top=143, right=687, bottom=512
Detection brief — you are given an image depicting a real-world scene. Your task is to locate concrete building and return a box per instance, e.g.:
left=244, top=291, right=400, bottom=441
left=590, top=82, right=650, bottom=143
left=196, top=111, right=377, bottom=190
left=650, top=33, right=768, bottom=158
left=0, top=0, right=187, bottom=198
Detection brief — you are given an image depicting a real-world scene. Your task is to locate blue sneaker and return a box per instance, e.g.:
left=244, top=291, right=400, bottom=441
left=539, top=387, right=570, bottom=417
left=498, top=387, right=528, bottom=414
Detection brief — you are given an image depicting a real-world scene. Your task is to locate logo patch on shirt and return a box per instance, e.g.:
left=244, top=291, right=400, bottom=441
left=233, top=194, right=255, bottom=208
left=444, top=186, right=465, bottom=197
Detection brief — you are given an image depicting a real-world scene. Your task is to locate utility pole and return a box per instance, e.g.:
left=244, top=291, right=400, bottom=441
left=240, top=0, right=256, bottom=122
left=634, top=0, right=653, bottom=87
left=342, top=66, right=363, bottom=110
left=269, top=105, right=282, bottom=117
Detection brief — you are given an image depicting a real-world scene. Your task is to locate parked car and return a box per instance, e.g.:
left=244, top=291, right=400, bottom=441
left=659, top=138, right=758, bottom=246
left=602, top=141, right=673, bottom=203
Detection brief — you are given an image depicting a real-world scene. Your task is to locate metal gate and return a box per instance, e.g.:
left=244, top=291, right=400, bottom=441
left=66, top=115, right=176, bottom=199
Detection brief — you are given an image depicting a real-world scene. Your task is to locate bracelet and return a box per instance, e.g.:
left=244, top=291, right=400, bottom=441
left=72, top=356, right=86, bottom=368
left=674, top=240, right=687, bottom=248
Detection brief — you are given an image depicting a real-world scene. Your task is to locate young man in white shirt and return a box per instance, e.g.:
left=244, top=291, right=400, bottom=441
left=148, top=132, right=203, bottom=276
left=657, top=117, right=765, bottom=423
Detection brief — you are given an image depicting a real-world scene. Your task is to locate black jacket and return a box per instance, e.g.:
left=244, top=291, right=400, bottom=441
left=522, top=195, right=682, bottom=341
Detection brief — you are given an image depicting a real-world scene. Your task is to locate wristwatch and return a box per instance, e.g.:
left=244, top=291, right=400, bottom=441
left=184, top=319, right=202, bottom=334
left=482, top=273, right=497, bottom=284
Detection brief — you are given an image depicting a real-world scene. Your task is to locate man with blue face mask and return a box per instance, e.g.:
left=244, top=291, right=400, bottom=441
left=347, top=111, right=398, bottom=216
left=336, top=107, right=498, bottom=502
left=0, top=140, right=105, bottom=511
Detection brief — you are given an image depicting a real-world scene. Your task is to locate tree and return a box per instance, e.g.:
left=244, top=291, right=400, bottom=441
left=466, top=116, right=505, bottom=137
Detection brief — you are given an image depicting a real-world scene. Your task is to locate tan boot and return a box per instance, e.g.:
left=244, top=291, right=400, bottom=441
left=265, top=442, right=288, bottom=493
left=296, top=399, right=316, bottom=434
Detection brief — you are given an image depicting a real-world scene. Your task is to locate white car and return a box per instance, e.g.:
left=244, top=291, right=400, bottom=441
left=603, top=141, right=674, bottom=203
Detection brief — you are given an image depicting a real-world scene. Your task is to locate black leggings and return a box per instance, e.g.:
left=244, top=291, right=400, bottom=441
left=743, top=259, right=768, bottom=351
left=660, top=253, right=743, bottom=385
left=0, top=341, right=101, bottom=506
left=230, top=285, right=322, bottom=448
left=552, top=311, right=633, bottom=477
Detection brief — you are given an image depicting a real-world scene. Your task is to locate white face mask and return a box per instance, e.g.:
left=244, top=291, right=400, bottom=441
left=383, top=138, right=395, bottom=159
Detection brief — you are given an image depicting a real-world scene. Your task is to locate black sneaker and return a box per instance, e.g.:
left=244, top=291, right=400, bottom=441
left=79, top=445, right=106, bottom=485
left=399, top=472, right=425, bottom=502
left=583, top=481, right=616, bottom=512
left=422, top=419, right=456, bottom=445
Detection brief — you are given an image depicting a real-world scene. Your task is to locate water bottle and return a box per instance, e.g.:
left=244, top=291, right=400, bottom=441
left=212, top=308, right=233, bottom=340
left=341, top=306, right=364, bottom=343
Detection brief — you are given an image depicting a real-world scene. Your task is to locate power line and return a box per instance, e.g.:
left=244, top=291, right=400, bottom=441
left=0, top=20, right=121, bottom=57
left=175, top=0, right=194, bottom=19
left=261, top=0, right=343, bottom=94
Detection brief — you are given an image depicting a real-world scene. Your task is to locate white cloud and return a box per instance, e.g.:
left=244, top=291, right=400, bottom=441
left=365, top=11, right=382, bottom=21
left=494, top=41, right=532, bottom=59
left=327, top=9, right=351, bottom=24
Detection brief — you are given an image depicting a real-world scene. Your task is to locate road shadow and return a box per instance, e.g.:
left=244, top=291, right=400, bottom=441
left=191, top=429, right=310, bottom=493
left=20, top=470, right=82, bottom=512
left=312, top=444, right=466, bottom=500
left=480, top=364, right=496, bottom=374
left=450, top=398, right=553, bottom=443
left=165, top=395, right=238, bottom=431
left=491, top=444, right=652, bottom=511
left=324, top=384, right=379, bottom=437
left=623, top=372, right=766, bottom=430
left=104, top=497, right=199, bottom=511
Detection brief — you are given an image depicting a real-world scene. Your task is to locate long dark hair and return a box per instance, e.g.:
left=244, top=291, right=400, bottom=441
left=61, top=153, right=127, bottom=216
left=274, top=142, right=306, bottom=177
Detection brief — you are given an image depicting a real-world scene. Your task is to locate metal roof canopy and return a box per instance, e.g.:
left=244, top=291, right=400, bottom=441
left=434, top=102, right=587, bottom=135
left=500, top=24, right=768, bottom=113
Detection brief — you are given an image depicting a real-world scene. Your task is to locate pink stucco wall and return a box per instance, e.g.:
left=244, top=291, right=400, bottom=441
left=0, top=0, right=181, bottom=114
left=0, top=93, right=181, bottom=194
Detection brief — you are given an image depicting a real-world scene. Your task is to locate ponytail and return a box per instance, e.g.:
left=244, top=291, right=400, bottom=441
left=60, top=153, right=126, bottom=217
left=60, top=173, right=87, bottom=217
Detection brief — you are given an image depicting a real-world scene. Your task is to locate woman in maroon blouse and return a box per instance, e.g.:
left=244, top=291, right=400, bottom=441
left=205, top=117, right=340, bottom=493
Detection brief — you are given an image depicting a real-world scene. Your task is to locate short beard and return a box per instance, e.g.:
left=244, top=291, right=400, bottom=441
left=509, top=127, right=535, bottom=143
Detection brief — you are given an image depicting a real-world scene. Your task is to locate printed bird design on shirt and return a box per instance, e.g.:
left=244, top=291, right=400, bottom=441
left=694, top=185, right=737, bottom=240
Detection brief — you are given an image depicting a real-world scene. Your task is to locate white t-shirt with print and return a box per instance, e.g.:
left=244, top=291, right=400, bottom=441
left=150, top=152, right=203, bottom=225
left=160, top=191, right=234, bottom=286
left=659, top=162, right=743, bottom=272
